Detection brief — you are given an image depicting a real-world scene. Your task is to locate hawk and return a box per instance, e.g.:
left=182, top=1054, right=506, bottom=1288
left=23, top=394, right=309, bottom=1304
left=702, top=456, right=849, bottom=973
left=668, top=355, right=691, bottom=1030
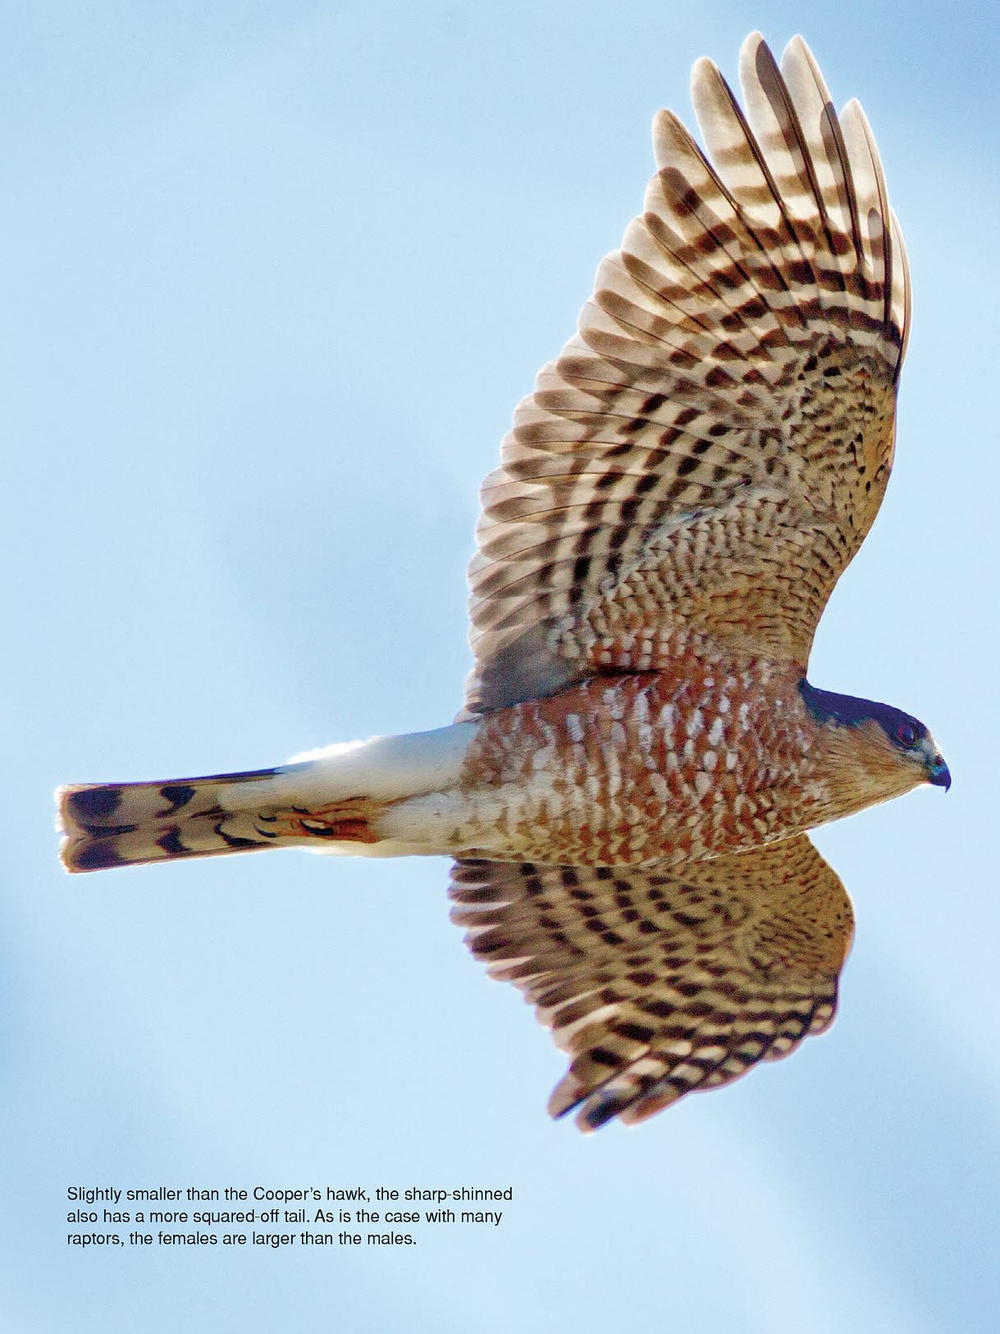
left=59, top=33, right=949, bottom=1130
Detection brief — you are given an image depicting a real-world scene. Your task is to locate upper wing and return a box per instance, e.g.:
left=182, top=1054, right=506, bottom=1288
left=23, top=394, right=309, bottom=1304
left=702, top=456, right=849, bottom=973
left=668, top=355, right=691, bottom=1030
left=465, top=33, right=909, bottom=714
left=450, top=836, right=854, bottom=1130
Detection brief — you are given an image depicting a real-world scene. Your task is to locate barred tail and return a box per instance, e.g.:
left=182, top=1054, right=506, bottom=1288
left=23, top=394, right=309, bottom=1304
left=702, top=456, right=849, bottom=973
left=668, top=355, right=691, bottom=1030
left=57, top=763, right=378, bottom=873
left=58, top=723, right=477, bottom=873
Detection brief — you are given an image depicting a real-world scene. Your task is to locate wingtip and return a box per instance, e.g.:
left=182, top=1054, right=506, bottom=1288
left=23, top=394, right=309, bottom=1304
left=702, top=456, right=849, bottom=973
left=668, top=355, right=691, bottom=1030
left=548, top=1074, right=635, bottom=1132
left=547, top=1073, right=602, bottom=1130
left=547, top=1080, right=579, bottom=1122
left=783, top=33, right=811, bottom=59
left=739, top=29, right=768, bottom=64
left=690, top=54, right=718, bottom=86
left=738, top=30, right=780, bottom=99
left=780, top=34, right=831, bottom=101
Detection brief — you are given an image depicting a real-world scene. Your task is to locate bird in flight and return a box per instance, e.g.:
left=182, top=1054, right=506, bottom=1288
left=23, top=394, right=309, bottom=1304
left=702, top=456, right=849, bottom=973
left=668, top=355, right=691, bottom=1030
left=59, top=33, right=949, bottom=1131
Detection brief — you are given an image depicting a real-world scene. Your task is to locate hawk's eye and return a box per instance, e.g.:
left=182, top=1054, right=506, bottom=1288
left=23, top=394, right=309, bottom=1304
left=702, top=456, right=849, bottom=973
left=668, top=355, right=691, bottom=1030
left=894, top=721, right=918, bottom=748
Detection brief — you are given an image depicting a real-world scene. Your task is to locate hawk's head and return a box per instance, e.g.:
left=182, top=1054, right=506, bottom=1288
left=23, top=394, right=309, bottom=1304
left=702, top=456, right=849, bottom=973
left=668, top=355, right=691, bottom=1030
left=799, top=680, right=950, bottom=799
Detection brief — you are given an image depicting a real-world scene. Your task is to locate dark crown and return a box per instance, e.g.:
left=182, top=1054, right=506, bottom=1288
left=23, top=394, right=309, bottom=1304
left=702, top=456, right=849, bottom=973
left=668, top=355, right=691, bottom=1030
left=798, top=680, right=927, bottom=744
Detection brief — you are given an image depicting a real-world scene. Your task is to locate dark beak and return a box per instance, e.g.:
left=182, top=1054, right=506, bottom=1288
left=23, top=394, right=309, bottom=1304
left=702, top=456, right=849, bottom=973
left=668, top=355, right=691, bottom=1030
left=928, top=755, right=951, bottom=791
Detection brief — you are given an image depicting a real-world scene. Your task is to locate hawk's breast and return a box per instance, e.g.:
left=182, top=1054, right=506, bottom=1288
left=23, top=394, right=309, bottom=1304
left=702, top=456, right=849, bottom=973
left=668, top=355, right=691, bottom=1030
left=456, top=655, right=826, bottom=866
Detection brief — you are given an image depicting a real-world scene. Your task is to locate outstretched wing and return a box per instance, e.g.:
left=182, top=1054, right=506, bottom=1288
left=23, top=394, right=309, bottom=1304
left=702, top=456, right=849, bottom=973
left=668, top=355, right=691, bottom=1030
left=449, top=837, right=853, bottom=1130
left=465, top=33, right=909, bottom=714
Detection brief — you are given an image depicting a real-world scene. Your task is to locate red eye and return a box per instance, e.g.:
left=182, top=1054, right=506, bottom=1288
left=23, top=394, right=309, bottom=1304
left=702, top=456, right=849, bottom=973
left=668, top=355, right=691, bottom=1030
left=895, top=722, right=918, bottom=747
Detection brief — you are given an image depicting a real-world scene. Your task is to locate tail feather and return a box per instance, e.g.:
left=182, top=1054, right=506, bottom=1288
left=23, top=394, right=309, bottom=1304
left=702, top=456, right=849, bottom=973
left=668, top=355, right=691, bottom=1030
left=57, top=764, right=376, bottom=873
left=58, top=724, right=476, bottom=873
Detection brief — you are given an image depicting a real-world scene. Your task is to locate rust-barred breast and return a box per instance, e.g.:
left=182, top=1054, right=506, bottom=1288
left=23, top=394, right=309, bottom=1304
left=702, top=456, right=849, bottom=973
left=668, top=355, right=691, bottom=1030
left=457, top=653, right=833, bottom=867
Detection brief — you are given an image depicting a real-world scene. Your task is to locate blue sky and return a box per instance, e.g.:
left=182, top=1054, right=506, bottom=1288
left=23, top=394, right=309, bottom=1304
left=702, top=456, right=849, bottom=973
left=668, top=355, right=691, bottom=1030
left=5, top=2, right=999, bottom=1331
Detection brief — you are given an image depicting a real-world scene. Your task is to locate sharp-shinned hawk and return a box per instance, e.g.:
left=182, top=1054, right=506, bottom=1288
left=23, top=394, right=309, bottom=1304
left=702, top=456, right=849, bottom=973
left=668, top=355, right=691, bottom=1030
left=59, top=33, right=949, bottom=1130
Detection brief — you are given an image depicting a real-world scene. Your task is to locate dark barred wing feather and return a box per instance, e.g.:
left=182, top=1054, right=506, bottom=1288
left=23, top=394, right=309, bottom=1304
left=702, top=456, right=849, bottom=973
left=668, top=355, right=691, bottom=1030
left=450, top=837, right=854, bottom=1130
left=464, top=33, right=909, bottom=714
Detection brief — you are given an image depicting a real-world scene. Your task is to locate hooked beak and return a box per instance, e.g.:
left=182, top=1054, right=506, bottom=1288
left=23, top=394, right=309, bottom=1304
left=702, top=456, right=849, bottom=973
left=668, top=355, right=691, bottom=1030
left=928, top=754, right=951, bottom=791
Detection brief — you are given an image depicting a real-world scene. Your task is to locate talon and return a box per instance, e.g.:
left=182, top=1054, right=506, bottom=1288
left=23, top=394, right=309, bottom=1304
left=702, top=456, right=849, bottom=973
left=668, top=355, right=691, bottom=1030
left=292, top=815, right=378, bottom=843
